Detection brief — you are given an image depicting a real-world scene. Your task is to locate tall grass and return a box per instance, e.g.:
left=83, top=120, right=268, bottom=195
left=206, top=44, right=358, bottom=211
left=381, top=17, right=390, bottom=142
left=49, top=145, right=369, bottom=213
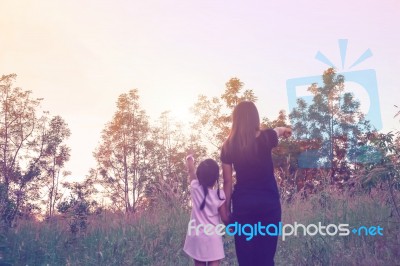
left=277, top=188, right=400, bottom=265
left=1, top=188, right=399, bottom=265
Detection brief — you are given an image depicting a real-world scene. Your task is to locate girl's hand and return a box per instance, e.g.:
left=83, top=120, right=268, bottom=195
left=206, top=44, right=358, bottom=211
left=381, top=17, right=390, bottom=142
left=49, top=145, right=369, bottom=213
left=185, top=149, right=196, bottom=181
left=186, top=148, right=194, bottom=158
left=185, top=154, right=194, bottom=163
left=185, top=149, right=195, bottom=167
left=282, top=127, right=292, bottom=138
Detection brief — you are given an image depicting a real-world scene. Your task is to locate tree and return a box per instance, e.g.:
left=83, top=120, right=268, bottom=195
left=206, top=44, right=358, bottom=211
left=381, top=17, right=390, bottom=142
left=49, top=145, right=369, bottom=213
left=144, top=111, right=206, bottom=209
left=289, top=68, right=374, bottom=184
left=94, top=89, right=150, bottom=213
left=40, top=116, right=71, bottom=217
left=0, top=74, right=48, bottom=226
left=191, top=77, right=257, bottom=158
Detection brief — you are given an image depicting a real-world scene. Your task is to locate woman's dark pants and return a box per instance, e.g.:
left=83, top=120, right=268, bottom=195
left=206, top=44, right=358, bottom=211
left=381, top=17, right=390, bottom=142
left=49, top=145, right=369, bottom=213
left=232, top=189, right=281, bottom=266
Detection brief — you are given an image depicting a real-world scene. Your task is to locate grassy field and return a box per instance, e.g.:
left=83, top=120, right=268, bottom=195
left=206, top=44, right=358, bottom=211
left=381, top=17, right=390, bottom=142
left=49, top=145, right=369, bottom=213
left=1, top=188, right=399, bottom=266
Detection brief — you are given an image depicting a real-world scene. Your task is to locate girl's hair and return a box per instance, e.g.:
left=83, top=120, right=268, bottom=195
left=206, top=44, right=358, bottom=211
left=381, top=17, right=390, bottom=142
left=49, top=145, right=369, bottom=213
left=222, top=101, right=260, bottom=163
left=196, top=159, right=224, bottom=210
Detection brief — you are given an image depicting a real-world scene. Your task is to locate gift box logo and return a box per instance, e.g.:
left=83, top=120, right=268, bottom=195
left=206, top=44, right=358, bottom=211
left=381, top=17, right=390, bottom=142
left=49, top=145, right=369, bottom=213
left=286, top=39, right=382, bottom=168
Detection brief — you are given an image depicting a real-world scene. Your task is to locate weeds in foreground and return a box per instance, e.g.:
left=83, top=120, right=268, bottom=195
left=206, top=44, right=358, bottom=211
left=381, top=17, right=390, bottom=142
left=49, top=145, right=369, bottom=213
left=1, top=188, right=399, bottom=265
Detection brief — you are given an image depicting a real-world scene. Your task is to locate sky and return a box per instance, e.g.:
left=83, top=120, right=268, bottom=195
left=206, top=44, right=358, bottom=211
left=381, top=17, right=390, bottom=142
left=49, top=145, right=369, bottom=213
left=0, top=0, right=399, bottom=180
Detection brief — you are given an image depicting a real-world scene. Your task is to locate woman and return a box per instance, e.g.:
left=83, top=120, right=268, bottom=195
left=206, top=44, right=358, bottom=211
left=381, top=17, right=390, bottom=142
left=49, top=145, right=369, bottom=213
left=220, top=101, right=291, bottom=266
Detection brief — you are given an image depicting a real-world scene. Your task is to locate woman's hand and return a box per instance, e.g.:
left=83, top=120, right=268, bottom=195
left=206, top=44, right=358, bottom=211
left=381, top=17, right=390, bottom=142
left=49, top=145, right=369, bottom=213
left=274, top=127, right=292, bottom=138
left=282, top=127, right=292, bottom=138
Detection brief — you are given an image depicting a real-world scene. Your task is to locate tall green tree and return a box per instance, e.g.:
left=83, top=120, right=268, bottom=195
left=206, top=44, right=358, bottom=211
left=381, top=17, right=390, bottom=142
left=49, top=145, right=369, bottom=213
left=289, top=68, right=374, bottom=183
left=94, top=89, right=150, bottom=213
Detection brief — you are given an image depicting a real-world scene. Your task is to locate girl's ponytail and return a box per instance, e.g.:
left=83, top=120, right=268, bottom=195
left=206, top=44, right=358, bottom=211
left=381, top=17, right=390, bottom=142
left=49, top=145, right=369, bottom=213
left=196, top=158, right=221, bottom=211
left=200, top=185, right=208, bottom=210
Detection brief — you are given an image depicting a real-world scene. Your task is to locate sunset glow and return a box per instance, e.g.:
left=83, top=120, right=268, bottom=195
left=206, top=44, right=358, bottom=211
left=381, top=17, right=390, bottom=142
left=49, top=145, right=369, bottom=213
left=1, top=0, right=399, bottom=179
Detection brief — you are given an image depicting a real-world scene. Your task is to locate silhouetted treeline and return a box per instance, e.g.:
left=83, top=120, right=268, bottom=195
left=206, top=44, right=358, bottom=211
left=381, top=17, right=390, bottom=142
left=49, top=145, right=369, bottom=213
left=1, top=69, right=399, bottom=231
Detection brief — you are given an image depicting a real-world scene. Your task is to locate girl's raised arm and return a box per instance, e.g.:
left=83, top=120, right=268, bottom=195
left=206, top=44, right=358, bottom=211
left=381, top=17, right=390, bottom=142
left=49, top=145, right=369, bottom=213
left=186, top=155, right=197, bottom=181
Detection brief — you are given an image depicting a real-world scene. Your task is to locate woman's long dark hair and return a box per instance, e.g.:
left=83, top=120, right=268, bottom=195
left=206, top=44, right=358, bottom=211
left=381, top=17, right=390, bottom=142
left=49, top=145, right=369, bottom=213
left=222, top=101, right=260, bottom=163
left=196, top=159, right=224, bottom=210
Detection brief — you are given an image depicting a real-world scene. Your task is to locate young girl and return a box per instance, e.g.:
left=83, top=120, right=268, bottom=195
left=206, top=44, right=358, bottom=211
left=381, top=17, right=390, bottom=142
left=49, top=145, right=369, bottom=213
left=183, top=154, right=229, bottom=266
